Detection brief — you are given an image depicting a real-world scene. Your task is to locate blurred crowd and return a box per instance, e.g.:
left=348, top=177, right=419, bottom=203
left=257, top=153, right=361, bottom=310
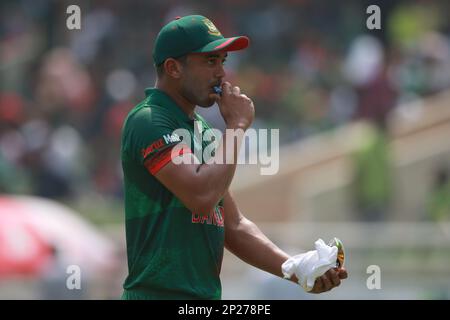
left=1, top=0, right=450, bottom=202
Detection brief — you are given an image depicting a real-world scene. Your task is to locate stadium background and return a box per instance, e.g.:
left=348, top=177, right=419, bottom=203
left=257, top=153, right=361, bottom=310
left=1, top=0, right=449, bottom=299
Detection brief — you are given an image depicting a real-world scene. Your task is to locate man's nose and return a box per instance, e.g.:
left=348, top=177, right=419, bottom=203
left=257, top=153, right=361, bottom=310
left=215, top=64, right=225, bottom=78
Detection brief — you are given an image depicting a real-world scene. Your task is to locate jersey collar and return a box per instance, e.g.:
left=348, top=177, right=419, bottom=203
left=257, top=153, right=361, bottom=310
left=145, top=88, right=200, bottom=123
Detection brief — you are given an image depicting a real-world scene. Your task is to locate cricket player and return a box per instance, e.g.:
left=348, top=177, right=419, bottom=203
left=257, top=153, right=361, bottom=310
left=120, top=15, right=348, bottom=300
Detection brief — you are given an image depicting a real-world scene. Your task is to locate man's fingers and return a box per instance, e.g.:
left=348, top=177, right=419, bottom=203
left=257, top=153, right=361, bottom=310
left=222, top=82, right=232, bottom=95
left=307, top=268, right=347, bottom=294
left=338, top=268, right=348, bottom=279
left=320, top=274, right=332, bottom=291
left=232, top=86, right=241, bottom=95
left=328, top=269, right=341, bottom=286
left=311, top=277, right=323, bottom=293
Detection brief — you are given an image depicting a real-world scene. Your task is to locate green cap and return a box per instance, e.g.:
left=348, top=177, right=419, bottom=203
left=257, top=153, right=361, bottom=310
left=153, top=15, right=249, bottom=66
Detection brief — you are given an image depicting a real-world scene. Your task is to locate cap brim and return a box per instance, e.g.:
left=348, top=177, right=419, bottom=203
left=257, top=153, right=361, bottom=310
left=194, top=36, right=249, bottom=54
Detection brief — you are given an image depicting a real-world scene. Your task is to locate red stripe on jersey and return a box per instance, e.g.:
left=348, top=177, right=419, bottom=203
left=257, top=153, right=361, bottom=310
left=145, top=144, right=192, bottom=175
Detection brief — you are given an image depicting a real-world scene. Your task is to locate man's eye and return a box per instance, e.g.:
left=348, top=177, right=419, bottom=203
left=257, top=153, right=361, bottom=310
left=207, top=59, right=215, bottom=65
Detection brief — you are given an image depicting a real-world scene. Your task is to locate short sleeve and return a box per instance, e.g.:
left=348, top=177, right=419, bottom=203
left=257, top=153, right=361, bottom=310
left=124, top=106, right=185, bottom=166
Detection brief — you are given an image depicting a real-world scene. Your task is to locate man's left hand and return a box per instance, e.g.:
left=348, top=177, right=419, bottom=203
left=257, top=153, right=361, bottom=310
left=309, top=268, right=348, bottom=294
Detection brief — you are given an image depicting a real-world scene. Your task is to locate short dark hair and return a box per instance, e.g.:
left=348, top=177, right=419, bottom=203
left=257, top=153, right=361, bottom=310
left=155, top=55, right=188, bottom=78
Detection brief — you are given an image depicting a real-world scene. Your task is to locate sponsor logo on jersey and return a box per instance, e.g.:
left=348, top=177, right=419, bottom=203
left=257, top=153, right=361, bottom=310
left=191, top=206, right=224, bottom=227
left=141, top=138, right=164, bottom=159
left=163, top=133, right=181, bottom=144
left=141, top=134, right=181, bottom=159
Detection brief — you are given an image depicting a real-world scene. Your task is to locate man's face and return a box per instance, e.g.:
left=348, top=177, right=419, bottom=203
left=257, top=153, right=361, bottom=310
left=179, top=52, right=227, bottom=107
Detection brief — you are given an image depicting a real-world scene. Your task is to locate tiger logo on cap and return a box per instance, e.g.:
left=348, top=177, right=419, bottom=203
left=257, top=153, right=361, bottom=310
left=202, top=18, right=221, bottom=36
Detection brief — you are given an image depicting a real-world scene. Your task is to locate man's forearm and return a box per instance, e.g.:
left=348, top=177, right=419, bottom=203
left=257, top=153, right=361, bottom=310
left=195, top=128, right=245, bottom=209
left=225, top=217, right=290, bottom=279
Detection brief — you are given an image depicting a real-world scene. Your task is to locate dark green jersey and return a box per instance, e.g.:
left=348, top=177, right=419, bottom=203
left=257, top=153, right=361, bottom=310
left=120, top=88, right=224, bottom=300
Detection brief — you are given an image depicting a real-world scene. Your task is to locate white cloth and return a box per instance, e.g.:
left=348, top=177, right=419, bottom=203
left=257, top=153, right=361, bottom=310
left=281, top=238, right=338, bottom=292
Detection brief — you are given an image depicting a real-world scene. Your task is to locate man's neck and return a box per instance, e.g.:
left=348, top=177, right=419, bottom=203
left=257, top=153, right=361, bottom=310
left=155, top=81, right=196, bottom=119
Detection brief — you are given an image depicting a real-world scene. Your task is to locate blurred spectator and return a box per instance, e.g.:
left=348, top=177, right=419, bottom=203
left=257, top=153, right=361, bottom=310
left=0, top=0, right=449, bottom=202
left=352, top=119, right=392, bottom=221
left=427, top=167, right=450, bottom=222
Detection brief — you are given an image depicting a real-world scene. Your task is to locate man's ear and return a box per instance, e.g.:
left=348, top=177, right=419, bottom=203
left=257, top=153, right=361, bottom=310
left=164, top=58, right=183, bottom=79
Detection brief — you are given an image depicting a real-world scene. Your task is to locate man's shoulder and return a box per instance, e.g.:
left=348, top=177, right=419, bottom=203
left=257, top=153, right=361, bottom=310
left=125, top=98, right=175, bottom=129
